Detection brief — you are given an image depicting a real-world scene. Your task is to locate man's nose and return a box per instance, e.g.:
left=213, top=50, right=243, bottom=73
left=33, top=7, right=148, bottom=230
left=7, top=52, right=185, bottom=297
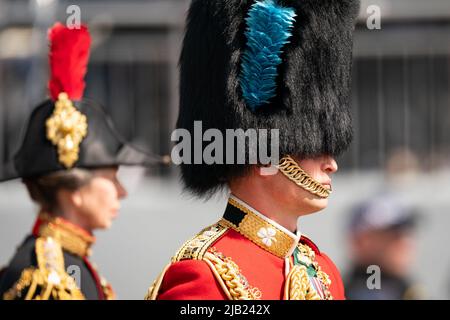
left=322, top=156, right=338, bottom=174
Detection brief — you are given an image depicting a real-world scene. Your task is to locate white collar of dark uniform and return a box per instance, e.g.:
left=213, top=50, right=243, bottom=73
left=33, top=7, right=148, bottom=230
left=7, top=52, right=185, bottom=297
left=220, top=195, right=301, bottom=259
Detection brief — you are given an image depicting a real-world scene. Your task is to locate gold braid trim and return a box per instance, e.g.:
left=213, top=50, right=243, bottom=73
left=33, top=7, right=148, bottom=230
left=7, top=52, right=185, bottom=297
left=296, top=242, right=333, bottom=300
left=3, top=237, right=85, bottom=300
left=202, top=259, right=234, bottom=300
left=37, top=213, right=95, bottom=258
left=173, top=222, right=229, bottom=262
left=284, top=265, right=321, bottom=300
left=223, top=198, right=297, bottom=259
left=100, top=277, right=116, bottom=300
left=3, top=268, right=36, bottom=300
left=144, top=263, right=171, bottom=300
left=203, top=249, right=261, bottom=300
left=145, top=222, right=229, bottom=300
left=145, top=222, right=262, bottom=300
left=277, top=155, right=331, bottom=199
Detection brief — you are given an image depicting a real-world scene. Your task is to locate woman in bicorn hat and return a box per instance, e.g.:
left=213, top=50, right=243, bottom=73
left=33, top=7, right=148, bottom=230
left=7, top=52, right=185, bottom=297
left=0, top=22, right=167, bottom=300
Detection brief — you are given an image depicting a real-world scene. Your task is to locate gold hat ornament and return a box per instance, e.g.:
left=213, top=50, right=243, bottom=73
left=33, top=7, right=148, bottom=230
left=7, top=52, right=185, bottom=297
left=45, top=23, right=91, bottom=168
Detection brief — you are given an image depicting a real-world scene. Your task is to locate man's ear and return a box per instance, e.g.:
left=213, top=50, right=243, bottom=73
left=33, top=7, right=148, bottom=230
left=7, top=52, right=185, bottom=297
left=255, top=163, right=279, bottom=177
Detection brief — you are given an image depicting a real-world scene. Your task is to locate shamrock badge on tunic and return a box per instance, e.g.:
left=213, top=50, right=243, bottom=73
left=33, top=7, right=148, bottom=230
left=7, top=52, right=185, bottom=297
left=257, top=227, right=277, bottom=247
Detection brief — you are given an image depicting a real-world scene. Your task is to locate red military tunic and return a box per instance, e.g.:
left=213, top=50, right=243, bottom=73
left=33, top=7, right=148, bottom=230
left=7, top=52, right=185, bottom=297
left=146, top=196, right=345, bottom=300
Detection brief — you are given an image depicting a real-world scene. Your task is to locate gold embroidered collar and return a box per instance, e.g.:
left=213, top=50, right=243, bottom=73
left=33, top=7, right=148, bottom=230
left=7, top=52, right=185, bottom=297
left=221, top=196, right=300, bottom=259
left=33, top=213, right=95, bottom=258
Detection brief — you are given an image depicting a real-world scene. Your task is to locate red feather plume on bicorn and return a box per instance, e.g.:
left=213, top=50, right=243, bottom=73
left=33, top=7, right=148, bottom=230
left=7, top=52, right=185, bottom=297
left=48, top=22, right=91, bottom=101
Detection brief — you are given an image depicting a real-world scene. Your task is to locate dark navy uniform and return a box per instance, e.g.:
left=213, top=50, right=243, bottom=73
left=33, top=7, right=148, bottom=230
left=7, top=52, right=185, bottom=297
left=0, top=23, right=165, bottom=300
left=0, top=215, right=114, bottom=300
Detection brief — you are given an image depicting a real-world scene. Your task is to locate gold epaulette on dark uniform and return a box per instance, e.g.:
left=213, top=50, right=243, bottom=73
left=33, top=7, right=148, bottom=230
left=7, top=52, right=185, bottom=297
left=3, top=237, right=85, bottom=300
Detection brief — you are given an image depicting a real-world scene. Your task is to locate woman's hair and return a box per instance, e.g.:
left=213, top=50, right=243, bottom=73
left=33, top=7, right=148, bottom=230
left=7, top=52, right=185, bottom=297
left=23, top=169, right=94, bottom=213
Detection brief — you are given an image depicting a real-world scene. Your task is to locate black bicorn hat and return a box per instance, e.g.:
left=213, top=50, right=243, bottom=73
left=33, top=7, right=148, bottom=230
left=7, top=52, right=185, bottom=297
left=176, top=0, right=361, bottom=196
left=0, top=23, right=167, bottom=182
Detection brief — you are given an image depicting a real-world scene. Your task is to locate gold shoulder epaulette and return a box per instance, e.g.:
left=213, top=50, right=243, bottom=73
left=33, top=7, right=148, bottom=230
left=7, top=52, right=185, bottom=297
left=172, top=222, right=229, bottom=262
left=145, top=222, right=262, bottom=300
left=144, top=222, right=229, bottom=300
left=3, top=237, right=85, bottom=300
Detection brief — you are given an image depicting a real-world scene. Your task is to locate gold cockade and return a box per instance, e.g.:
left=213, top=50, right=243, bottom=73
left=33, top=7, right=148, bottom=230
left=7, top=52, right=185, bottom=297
left=46, top=92, right=88, bottom=168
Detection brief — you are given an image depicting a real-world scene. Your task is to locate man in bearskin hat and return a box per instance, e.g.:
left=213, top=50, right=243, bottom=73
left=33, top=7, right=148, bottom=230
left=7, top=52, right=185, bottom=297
left=146, top=0, right=360, bottom=300
left=0, top=23, right=166, bottom=300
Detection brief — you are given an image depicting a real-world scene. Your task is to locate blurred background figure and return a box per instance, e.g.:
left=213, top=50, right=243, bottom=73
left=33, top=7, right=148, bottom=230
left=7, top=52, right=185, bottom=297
left=345, top=195, right=424, bottom=300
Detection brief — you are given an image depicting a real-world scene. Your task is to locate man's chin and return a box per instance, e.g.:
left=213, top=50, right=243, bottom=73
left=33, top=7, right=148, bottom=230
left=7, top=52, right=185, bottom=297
left=299, top=197, right=329, bottom=215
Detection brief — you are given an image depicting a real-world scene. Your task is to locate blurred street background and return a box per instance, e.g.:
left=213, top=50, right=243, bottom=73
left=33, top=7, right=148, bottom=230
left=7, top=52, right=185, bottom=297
left=1, top=0, right=450, bottom=299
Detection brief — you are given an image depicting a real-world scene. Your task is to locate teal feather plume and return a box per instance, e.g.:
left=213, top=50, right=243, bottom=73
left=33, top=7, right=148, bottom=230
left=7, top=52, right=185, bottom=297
left=240, top=0, right=296, bottom=111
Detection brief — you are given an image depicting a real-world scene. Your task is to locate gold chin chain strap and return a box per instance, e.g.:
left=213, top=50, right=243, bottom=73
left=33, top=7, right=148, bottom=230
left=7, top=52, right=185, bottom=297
left=277, top=155, right=331, bottom=199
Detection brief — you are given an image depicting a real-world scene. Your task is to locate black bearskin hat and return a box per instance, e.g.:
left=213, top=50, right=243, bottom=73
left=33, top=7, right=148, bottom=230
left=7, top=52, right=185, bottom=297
left=176, top=0, right=360, bottom=196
